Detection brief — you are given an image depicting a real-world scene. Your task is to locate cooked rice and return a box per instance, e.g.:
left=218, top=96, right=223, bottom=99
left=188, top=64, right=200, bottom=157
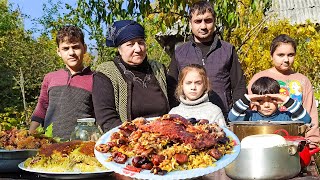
left=24, top=141, right=107, bottom=172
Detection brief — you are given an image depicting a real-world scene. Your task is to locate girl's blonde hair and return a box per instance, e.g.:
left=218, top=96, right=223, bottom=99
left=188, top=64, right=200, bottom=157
left=175, top=64, right=210, bottom=100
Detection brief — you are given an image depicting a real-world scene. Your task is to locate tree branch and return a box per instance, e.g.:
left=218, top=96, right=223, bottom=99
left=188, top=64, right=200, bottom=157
left=236, top=15, right=271, bottom=53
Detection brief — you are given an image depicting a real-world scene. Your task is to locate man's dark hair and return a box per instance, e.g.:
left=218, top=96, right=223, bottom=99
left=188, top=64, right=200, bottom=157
left=56, top=25, right=85, bottom=46
left=251, top=77, right=280, bottom=95
left=270, top=34, right=297, bottom=56
left=189, top=1, right=216, bottom=20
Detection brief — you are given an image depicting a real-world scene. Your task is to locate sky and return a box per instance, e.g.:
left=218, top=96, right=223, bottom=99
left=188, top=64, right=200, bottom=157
left=8, top=0, right=76, bottom=34
left=7, top=0, right=95, bottom=50
left=8, top=0, right=47, bottom=30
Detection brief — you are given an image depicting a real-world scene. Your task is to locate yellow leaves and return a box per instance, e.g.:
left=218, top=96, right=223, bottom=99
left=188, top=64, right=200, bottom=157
left=297, top=26, right=305, bottom=35
left=307, top=25, right=316, bottom=33
left=83, top=53, right=92, bottom=67
left=230, top=9, right=320, bottom=91
left=295, top=25, right=316, bottom=37
left=146, top=14, right=155, bottom=20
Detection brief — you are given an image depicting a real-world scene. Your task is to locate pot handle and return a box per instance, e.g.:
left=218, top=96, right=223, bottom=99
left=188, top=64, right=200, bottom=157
left=274, top=129, right=289, bottom=136
left=288, top=145, right=298, bottom=155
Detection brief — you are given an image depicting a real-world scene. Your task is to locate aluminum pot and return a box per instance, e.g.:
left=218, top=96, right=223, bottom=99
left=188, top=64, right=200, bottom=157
left=275, top=129, right=320, bottom=168
left=225, top=142, right=301, bottom=179
left=229, top=121, right=307, bottom=141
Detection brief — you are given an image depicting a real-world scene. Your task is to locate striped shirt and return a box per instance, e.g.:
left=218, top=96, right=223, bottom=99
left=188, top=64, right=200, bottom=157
left=31, top=67, right=94, bottom=140
left=228, top=94, right=311, bottom=123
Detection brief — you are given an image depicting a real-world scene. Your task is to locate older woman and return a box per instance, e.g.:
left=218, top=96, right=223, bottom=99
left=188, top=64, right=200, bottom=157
left=93, top=20, right=169, bottom=132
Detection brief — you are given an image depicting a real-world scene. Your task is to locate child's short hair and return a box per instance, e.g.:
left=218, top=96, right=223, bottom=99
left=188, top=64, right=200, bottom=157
left=175, top=64, right=210, bottom=99
left=251, top=77, right=280, bottom=95
left=56, top=25, right=85, bottom=46
left=270, top=34, right=296, bottom=56
left=189, top=1, right=216, bottom=20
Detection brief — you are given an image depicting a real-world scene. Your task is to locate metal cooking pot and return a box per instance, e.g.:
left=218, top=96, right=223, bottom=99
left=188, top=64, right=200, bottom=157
left=0, top=149, right=37, bottom=172
left=225, top=144, right=301, bottom=180
left=229, top=121, right=307, bottom=141
left=275, top=129, right=320, bottom=168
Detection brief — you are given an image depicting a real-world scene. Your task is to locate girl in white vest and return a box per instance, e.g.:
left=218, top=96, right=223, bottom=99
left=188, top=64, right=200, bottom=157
left=169, top=64, right=226, bottom=127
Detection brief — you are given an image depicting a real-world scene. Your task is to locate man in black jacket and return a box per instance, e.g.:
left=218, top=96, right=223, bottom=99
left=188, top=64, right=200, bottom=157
left=167, top=1, right=247, bottom=119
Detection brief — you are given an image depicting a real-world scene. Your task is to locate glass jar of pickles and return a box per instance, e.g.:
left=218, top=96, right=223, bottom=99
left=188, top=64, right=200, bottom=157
left=70, top=118, right=103, bottom=141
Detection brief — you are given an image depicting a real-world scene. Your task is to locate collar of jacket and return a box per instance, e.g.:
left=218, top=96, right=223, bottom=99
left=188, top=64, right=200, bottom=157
left=189, top=32, right=220, bottom=54
left=64, top=66, right=92, bottom=77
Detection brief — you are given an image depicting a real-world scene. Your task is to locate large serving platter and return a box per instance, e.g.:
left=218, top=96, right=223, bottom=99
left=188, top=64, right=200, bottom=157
left=95, top=125, right=241, bottom=180
left=18, top=162, right=112, bottom=179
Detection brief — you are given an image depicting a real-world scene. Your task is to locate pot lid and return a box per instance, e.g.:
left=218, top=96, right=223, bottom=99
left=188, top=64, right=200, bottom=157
left=241, top=134, right=287, bottom=149
left=229, top=121, right=304, bottom=125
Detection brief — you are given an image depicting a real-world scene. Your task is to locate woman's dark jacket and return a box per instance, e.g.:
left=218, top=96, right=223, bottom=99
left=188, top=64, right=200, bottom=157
left=93, top=57, right=169, bottom=132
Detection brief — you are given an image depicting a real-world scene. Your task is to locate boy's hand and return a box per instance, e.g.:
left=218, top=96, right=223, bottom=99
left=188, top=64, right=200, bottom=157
left=265, top=94, right=288, bottom=104
left=247, top=94, right=288, bottom=106
left=247, top=94, right=264, bottom=106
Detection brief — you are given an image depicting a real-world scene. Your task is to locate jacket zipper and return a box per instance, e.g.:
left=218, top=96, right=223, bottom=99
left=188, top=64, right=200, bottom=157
left=202, top=58, right=205, bottom=66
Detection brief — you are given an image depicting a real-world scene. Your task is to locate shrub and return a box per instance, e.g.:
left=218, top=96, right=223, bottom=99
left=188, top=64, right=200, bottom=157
left=0, top=106, right=33, bottom=130
left=228, top=7, right=320, bottom=96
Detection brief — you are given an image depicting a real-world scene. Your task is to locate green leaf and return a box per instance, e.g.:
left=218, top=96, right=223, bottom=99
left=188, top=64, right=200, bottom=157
left=36, top=125, right=45, bottom=134
left=45, top=123, right=53, bottom=138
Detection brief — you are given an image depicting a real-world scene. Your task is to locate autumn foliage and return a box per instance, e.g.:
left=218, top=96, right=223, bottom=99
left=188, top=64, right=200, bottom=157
left=228, top=4, right=320, bottom=99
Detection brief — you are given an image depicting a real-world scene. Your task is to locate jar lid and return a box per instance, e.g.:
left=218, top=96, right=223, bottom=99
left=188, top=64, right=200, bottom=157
left=77, top=118, right=96, bottom=123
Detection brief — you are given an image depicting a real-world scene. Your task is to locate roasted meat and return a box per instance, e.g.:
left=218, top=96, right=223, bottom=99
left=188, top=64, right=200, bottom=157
left=0, top=128, right=55, bottom=150
left=137, top=114, right=220, bottom=149
left=95, top=114, right=233, bottom=175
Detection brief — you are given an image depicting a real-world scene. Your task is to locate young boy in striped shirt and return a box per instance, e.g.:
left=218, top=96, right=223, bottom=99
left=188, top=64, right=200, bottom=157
left=228, top=76, right=310, bottom=123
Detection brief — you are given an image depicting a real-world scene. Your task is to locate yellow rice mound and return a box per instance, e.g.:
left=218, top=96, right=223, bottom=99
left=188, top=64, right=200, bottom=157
left=24, top=141, right=106, bottom=172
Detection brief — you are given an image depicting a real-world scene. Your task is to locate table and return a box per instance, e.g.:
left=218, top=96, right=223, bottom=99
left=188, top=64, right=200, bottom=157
left=1, top=170, right=317, bottom=180
left=1, top=159, right=318, bottom=180
left=0, top=171, right=113, bottom=180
